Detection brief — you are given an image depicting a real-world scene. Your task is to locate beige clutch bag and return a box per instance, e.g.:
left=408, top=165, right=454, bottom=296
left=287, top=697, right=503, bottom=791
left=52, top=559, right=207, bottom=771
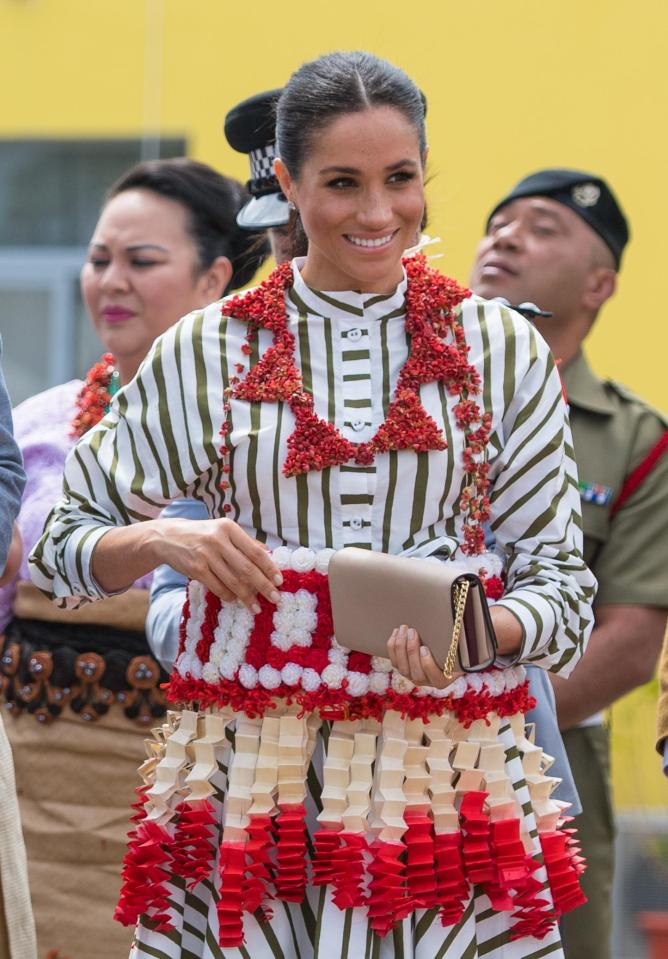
left=328, top=548, right=497, bottom=679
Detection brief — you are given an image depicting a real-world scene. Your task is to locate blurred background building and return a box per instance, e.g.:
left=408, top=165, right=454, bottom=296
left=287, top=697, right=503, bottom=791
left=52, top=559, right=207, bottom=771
left=1, top=1, right=666, bottom=954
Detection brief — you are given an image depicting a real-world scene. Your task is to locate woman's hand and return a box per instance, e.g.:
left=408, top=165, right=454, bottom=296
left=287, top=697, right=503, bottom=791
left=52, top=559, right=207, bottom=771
left=92, top=517, right=283, bottom=612
left=387, top=624, right=462, bottom=690
left=154, top=518, right=283, bottom=612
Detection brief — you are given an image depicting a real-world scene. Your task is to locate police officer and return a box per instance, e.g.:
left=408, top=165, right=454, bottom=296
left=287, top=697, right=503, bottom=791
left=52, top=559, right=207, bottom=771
left=470, top=168, right=668, bottom=959
left=223, top=88, right=294, bottom=264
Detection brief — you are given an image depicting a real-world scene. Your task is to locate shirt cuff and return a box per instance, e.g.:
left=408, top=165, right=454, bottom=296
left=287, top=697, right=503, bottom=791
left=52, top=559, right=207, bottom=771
left=493, top=588, right=558, bottom=666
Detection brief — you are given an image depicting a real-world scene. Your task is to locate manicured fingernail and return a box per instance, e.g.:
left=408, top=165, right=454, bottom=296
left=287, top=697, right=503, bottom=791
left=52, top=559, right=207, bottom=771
left=269, top=590, right=281, bottom=604
left=251, top=602, right=261, bottom=615
left=420, top=645, right=429, bottom=658
left=407, top=628, right=417, bottom=643
left=273, top=573, right=284, bottom=586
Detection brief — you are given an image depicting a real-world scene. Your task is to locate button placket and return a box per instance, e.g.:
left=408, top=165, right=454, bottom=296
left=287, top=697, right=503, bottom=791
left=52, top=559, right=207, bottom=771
left=339, top=321, right=374, bottom=545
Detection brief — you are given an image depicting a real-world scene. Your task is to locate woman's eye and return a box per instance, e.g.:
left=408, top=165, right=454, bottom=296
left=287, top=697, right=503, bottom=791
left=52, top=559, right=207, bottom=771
left=89, top=258, right=110, bottom=268
left=131, top=259, right=160, bottom=268
left=326, top=177, right=356, bottom=189
left=388, top=171, right=416, bottom=184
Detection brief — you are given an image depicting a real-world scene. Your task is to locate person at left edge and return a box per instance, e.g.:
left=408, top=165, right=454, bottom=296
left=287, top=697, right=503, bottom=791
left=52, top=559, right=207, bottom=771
left=0, top=338, right=35, bottom=959
left=0, top=158, right=268, bottom=959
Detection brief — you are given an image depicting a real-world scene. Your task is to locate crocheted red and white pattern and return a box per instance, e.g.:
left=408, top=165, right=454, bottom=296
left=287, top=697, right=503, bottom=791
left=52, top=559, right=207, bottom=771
left=168, top=548, right=533, bottom=724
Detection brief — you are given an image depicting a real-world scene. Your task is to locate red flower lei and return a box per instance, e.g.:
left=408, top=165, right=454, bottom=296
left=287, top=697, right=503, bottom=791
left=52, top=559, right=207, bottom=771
left=70, top=352, right=119, bottom=439
left=220, top=254, right=492, bottom=554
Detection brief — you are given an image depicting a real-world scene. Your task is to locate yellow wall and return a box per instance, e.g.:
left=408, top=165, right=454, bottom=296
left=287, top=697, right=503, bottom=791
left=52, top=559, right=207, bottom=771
left=3, top=0, right=667, bottom=407
left=2, top=0, right=667, bottom=805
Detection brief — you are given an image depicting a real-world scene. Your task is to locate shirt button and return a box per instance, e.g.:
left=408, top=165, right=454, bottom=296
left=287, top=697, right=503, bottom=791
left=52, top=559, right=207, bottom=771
left=348, top=328, right=362, bottom=342
left=350, top=516, right=363, bottom=531
left=351, top=418, right=366, bottom=432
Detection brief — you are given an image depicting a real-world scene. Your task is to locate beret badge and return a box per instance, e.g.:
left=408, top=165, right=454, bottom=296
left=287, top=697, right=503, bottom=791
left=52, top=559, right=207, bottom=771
left=571, top=183, right=601, bottom=208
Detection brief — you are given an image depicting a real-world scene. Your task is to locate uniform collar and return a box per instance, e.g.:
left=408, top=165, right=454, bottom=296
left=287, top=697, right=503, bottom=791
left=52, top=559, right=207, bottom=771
left=561, top=351, right=615, bottom=415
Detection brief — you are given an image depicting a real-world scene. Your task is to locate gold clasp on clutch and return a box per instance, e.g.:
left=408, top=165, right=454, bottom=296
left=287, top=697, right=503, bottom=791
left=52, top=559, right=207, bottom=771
left=442, top=579, right=470, bottom=680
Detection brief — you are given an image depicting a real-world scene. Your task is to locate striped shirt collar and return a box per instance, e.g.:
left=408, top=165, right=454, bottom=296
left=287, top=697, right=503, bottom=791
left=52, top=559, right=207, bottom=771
left=288, top=256, right=408, bottom=321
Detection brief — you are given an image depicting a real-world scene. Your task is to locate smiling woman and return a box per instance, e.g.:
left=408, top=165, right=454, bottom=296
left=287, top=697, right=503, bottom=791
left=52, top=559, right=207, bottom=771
left=28, top=52, right=595, bottom=959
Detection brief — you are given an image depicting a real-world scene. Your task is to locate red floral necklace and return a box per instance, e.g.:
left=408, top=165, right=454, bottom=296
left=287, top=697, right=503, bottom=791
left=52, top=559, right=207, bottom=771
left=220, top=254, right=492, bottom=554
left=71, top=352, right=120, bottom=438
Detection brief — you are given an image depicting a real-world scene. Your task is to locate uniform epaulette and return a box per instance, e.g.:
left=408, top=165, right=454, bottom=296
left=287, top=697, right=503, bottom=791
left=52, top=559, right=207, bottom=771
left=604, top=379, right=668, bottom=427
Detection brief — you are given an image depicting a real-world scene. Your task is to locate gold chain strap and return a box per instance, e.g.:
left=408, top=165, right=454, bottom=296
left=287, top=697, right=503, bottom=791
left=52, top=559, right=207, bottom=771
left=442, top=579, right=470, bottom=680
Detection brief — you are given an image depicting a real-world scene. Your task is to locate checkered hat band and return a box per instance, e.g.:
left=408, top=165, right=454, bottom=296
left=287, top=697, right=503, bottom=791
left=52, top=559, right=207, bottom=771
left=249, top=144, right=277, bottom=183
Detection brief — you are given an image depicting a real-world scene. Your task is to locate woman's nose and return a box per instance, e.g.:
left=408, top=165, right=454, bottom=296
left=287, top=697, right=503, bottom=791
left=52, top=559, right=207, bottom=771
left=99, top=260, right=131, bottom=292
left=356, top=191, right=393, bottom=230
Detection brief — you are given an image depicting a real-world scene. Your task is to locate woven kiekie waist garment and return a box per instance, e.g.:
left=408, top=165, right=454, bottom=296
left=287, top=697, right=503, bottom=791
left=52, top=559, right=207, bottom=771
left=116, top=547, right=586, bottom=948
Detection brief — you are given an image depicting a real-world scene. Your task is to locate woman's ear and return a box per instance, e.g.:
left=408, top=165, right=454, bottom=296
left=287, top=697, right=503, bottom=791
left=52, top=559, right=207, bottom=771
left=198, top=256, right=233, bottom=301
left=274, top=158, right=295, bottom=204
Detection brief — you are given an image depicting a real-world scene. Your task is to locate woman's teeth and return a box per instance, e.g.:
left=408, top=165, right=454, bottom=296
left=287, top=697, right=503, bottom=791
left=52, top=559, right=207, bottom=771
left=345, top=234, right=394, bottom=248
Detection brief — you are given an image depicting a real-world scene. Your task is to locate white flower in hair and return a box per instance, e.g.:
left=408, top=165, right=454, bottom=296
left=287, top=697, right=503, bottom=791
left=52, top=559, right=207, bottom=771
left=258, top=665, right=282, bottom=689
left=301, top=668, right=322, bottom=692
left=281, top=663, right=303, bottom=687
left=290, top=546, right=316, bottom=572
left=369, top=671, right=390, bottom=694
left=239, top=663, right=258, bottom=689
left=322, top=663, right=346, bottom=689
left=346, top=671, right=370, bottom=697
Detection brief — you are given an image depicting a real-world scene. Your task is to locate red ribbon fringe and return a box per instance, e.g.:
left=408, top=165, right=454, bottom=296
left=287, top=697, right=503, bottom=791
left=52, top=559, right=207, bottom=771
left=274, top=803, right=308, bottom=902
left=332, top=833, right=368, bottom=910
left=242, top=814, right=275, bottom=921
left=171, top=800, right=217, bottom=890
left=217, top=842, right=246, bottom=947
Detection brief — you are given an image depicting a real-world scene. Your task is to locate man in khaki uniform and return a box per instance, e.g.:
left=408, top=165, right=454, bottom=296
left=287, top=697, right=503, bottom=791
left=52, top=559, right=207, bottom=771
left=469, top=169, right=668, bottom=959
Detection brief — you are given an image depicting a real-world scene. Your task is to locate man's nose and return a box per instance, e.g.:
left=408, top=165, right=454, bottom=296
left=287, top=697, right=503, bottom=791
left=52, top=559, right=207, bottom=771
left=492, top=220, right=523, bottom=250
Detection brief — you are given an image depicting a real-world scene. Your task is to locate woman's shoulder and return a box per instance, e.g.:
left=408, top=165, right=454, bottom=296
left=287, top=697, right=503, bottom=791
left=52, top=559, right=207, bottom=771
left=13, top=379, right=81, bottom=442
left=459, top=293, right=552, bottom=359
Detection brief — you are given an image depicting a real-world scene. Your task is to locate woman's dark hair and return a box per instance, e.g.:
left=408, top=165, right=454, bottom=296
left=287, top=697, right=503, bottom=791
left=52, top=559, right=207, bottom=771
left=106, top=158, right=268, bottom=293
left=276, top=51, right=426, bottom=179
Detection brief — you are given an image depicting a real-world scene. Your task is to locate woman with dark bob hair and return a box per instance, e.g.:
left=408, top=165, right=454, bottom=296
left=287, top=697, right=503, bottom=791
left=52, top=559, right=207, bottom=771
left=4, top=157, right=266, bottom=959
left=31, top=54, right=595, bottom=958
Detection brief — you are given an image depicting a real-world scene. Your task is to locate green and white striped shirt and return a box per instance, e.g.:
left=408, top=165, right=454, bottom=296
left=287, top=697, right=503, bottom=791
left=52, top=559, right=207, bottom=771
left=29, top=259, right=595, bottom=674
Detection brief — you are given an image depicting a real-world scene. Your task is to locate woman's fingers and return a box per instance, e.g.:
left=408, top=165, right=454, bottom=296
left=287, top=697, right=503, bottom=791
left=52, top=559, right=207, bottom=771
left=387, top=624, right=460, bottom=689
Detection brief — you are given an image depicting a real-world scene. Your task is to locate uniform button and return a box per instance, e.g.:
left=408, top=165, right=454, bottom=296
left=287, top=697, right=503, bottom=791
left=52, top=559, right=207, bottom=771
left=350, top=516, right=363, bottom=531
left=351, top=418, right=366, bottom=432
left=348, top=328, right=362, bottom=342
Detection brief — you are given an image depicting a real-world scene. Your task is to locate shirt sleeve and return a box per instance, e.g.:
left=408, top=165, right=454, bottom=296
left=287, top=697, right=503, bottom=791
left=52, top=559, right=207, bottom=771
left=488, top=322, right=597, bottom=676
left=28, top=307, right=226, bottom=607
left=146, top=498, right=209, bottom=671
left=0, top=341, right=26, bottom=572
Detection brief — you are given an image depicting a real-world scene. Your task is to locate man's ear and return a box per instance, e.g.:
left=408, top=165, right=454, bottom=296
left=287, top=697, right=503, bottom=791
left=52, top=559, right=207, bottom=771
left=274, top=158, right=295, bottom=205
left=583, top=267, right=617, bottom=313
